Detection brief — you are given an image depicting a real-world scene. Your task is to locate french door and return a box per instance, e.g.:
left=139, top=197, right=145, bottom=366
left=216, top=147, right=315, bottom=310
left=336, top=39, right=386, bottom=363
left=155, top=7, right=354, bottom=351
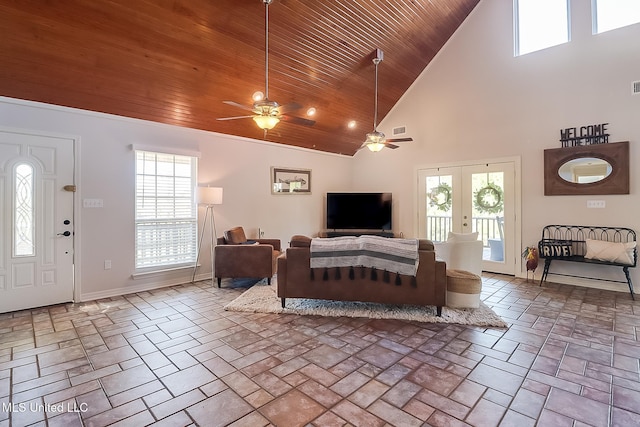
left=418, top=161, right=517, bottom=275
left=0, top=129, right=75, bottom=313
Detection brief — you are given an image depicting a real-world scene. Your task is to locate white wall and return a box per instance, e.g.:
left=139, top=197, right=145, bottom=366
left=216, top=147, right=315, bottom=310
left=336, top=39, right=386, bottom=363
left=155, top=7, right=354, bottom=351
left=354, top=0, right=640, bottom=290
left=0, top=97, right=352, bottom=301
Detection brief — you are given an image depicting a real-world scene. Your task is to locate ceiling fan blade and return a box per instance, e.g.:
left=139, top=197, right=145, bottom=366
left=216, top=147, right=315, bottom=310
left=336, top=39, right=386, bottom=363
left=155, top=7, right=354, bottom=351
left=278, top=102, right=303, bottom=114
left=223, top=100, right=255, bottom=112
left=280, top=114, right=315, bottom=127
left=385, top=137, right=413, bottom=143
left=385, top=143, right=400, bottom=149
left=216, top=115, right=254, bottom=121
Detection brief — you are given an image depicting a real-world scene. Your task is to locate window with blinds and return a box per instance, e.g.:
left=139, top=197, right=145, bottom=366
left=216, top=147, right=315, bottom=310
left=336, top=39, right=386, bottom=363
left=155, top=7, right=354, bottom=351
left=135, top=150, right=197, bottom=270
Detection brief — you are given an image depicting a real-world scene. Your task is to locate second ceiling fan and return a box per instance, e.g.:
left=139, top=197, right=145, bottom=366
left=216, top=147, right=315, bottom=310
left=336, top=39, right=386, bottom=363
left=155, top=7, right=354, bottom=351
left=217, top=0, right=314, bottom=131
left=360, top=49, right=413, bottom=152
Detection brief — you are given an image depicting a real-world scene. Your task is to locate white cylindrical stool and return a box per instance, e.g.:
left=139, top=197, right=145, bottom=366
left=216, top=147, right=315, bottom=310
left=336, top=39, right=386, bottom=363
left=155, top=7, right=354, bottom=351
left=446, top=269, right=482, bottom=308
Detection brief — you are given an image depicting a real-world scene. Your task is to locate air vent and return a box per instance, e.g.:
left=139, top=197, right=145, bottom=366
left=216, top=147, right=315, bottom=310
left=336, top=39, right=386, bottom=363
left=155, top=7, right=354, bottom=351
left=392, top=126, right=407, bottom=136
left=633, top=81, right=640, bottom=95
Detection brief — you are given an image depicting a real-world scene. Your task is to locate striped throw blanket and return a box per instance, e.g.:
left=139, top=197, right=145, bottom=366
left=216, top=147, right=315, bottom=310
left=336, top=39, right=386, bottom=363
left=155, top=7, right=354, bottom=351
left=310, top=235, right=419, bottom=276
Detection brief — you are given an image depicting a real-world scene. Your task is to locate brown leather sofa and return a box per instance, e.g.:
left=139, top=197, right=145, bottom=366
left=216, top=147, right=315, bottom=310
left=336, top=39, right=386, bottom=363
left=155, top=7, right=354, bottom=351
left=277, top=235, right=447, bottom=315
left=215, top=227, right=281, bottom=287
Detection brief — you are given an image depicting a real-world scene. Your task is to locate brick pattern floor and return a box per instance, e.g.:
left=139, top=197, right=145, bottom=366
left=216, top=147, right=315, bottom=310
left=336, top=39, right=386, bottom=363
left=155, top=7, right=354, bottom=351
left=1, top=273, right=639, bottom=426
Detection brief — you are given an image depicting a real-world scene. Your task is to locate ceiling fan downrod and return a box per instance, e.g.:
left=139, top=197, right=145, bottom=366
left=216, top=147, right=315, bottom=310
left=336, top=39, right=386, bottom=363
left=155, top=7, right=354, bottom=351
left=263, top=0, right=273, bottom=101
left=372, top=48, right=384, bottom=132
left=373, top=57, right=381, bottom=132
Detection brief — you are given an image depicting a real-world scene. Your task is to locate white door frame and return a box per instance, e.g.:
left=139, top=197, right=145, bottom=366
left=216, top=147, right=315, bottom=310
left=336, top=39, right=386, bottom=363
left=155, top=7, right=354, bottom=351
left=415, top=156, right=522, bottom=276
left=0, top=126, right=82, bottom=305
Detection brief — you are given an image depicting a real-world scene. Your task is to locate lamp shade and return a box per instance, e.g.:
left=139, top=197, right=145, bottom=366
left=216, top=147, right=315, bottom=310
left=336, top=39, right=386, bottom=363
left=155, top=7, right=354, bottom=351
left=253, top=115, right=280, bottom=130
left=197, top=186, right=223, bottom=205
left=366, top=142, right=385, bottom=152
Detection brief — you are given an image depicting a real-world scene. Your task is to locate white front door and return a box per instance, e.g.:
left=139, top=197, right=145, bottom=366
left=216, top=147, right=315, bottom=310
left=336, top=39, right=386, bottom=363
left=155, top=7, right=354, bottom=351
left=418, top=160, right=517, bottom=275
left=0, top=129, right=75, bottom=313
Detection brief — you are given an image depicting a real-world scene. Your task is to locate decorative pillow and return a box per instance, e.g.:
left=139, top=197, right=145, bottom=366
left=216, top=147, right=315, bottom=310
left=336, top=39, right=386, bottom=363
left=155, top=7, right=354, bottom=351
left=539, top=241, right=573, bottom=258
left=224, top=227, right=247, bottom=245
left=585, top=239, right=636, bottom=265
left=447, top=232, right=479, bottom=242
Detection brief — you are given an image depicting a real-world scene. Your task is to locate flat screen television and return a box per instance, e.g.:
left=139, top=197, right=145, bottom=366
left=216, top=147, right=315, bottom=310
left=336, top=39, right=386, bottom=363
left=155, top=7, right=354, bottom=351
left=326, top=192, right=392, bottom=230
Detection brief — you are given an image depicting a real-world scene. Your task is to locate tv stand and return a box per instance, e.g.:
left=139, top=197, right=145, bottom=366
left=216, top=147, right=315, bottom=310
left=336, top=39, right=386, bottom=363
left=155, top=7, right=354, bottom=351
left=320, top=230, right=395, bottom=238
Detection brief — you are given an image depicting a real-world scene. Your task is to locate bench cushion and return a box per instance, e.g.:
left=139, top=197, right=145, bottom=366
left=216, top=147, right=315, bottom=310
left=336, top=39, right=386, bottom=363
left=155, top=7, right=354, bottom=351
left=585, top=239, right=636, bottom=265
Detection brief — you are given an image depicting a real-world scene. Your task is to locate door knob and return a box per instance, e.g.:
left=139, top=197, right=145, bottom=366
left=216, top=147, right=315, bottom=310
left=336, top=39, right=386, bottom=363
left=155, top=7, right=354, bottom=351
left=57, top=231, right=71, bottom=237
left=463, top=223, right=468, bottom=227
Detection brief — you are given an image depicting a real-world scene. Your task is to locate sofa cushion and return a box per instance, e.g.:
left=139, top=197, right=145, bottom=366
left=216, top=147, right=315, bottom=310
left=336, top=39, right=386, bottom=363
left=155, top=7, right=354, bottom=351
left=447, top=231, right=479, bottom=242
left=290, top=235, right=312, bottom=248
left=224, top=227, right=247, bottom=244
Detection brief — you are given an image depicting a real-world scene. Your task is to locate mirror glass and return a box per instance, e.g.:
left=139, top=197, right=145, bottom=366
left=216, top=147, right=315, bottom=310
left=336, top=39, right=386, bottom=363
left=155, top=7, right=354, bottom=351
left=558, top=157, right=612, bottom=184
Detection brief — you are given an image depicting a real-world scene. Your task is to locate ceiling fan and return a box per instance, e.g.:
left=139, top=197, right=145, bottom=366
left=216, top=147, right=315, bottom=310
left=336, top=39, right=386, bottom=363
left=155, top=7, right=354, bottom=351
left=359, top=49, right=413, bottom=152
left=216, top=0, right=315, bottom=131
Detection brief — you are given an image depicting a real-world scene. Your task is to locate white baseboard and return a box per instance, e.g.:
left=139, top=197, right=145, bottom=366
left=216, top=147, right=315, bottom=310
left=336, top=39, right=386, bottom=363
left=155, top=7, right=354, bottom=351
left=79, top=273, right=214, bottom=302
left=542, top=274, right=629, bottom=294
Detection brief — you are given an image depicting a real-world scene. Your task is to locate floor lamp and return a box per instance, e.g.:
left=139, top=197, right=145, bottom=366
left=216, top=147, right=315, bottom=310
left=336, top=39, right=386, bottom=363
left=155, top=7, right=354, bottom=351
left=192, top=186, right=223, bottom=284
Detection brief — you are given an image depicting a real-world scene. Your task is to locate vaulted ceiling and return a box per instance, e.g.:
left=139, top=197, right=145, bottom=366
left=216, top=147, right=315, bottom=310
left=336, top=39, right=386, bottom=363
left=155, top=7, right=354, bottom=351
left=0, top=0, right=479, bottom=155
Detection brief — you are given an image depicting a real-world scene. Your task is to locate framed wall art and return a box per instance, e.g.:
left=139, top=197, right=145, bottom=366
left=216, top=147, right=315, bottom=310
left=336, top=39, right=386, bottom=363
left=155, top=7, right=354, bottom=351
left=271, top=167, right=311, bottom=194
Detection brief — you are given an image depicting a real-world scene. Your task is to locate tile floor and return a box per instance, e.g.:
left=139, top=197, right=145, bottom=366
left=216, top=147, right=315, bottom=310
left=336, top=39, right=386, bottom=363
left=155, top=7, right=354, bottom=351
left=1, top=273, right=639, bottom=427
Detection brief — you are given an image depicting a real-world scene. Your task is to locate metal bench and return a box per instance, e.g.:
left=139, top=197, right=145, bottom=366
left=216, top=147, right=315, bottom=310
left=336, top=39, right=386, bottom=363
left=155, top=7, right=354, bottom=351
left=538, top=225, right=637, bottom=299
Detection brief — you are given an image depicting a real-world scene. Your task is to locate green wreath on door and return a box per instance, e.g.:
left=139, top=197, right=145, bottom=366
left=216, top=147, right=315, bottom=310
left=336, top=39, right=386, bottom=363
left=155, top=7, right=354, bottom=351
left=473, top=183, right=504, bottom=214
left=428, top=183, right=452, bottom=212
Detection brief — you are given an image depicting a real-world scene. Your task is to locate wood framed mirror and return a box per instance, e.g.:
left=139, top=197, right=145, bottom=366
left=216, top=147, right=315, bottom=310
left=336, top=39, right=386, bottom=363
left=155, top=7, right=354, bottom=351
left=544, top=141, right=629, bottom=195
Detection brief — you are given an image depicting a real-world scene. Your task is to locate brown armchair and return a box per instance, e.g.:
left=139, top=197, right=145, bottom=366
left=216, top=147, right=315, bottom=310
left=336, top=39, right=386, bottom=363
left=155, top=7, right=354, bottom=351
left=214, top=227, right=281, bottom=287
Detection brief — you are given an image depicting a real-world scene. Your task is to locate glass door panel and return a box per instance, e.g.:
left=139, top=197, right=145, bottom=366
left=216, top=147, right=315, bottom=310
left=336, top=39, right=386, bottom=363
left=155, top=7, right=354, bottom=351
left=418, top=161, right=515, bottom=275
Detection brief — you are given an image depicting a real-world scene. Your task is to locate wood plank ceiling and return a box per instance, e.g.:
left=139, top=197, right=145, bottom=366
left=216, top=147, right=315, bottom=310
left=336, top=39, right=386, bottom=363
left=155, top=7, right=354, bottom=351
left=0, top=0, right=479, bottom=156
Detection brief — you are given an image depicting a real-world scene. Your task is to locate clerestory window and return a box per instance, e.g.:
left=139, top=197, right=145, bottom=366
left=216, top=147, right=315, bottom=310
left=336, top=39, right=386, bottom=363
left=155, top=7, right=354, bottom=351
left=593, top=0, right=640, bottom=34
left=514, top=0, right=570, bottom=56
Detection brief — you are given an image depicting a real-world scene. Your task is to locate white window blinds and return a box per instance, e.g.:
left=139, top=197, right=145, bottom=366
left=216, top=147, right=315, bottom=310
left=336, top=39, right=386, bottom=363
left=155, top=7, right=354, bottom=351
left=135, top=150, right=197, bottom=270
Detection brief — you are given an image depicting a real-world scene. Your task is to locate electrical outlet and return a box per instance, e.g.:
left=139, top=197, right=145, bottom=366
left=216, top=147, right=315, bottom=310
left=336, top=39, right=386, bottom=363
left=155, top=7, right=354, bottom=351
left=104, top=260, right=112, bottom=269
left=587, top=200, right=606, bottom=208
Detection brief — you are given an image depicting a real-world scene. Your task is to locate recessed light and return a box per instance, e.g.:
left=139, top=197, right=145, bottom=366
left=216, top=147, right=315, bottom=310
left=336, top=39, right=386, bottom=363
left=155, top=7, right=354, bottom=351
left=347, top=120, right=357, bottom=129
left=252, top=91, right=264, bottom=102
left=306, top=107, right=316, bottom=116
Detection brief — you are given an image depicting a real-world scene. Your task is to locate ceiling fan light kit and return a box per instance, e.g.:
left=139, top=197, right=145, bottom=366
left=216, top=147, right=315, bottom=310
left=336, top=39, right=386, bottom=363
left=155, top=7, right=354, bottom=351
left=216, top=0, right=315, bottom=132
left=359, top=49, right=413, bottom=153
left=366, top=142, right=385, bottom=152
left=253, top=115, right=279, bottom=130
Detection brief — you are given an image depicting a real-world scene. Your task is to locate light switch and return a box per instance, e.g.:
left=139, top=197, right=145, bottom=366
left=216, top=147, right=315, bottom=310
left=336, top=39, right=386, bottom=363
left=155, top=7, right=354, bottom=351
left=587, top=200, right=606, bottom=208
left=83, top=198, right=104, bottom=208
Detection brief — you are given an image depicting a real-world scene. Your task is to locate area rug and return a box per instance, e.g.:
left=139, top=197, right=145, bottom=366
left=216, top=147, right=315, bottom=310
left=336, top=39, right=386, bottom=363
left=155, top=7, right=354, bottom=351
left=224, top=282, right=507, bottom=328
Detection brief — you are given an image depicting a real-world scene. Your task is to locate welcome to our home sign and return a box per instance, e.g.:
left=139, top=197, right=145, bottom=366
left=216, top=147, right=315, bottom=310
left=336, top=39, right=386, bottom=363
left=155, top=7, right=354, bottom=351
left=559, top=122, right=609, bottom=147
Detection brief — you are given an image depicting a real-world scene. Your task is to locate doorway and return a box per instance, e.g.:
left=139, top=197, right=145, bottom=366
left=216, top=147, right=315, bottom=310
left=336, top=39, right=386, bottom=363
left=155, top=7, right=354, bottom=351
left=417, top=160, right=518, bottom=275
left=0, top=129, right=75, bottom=313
